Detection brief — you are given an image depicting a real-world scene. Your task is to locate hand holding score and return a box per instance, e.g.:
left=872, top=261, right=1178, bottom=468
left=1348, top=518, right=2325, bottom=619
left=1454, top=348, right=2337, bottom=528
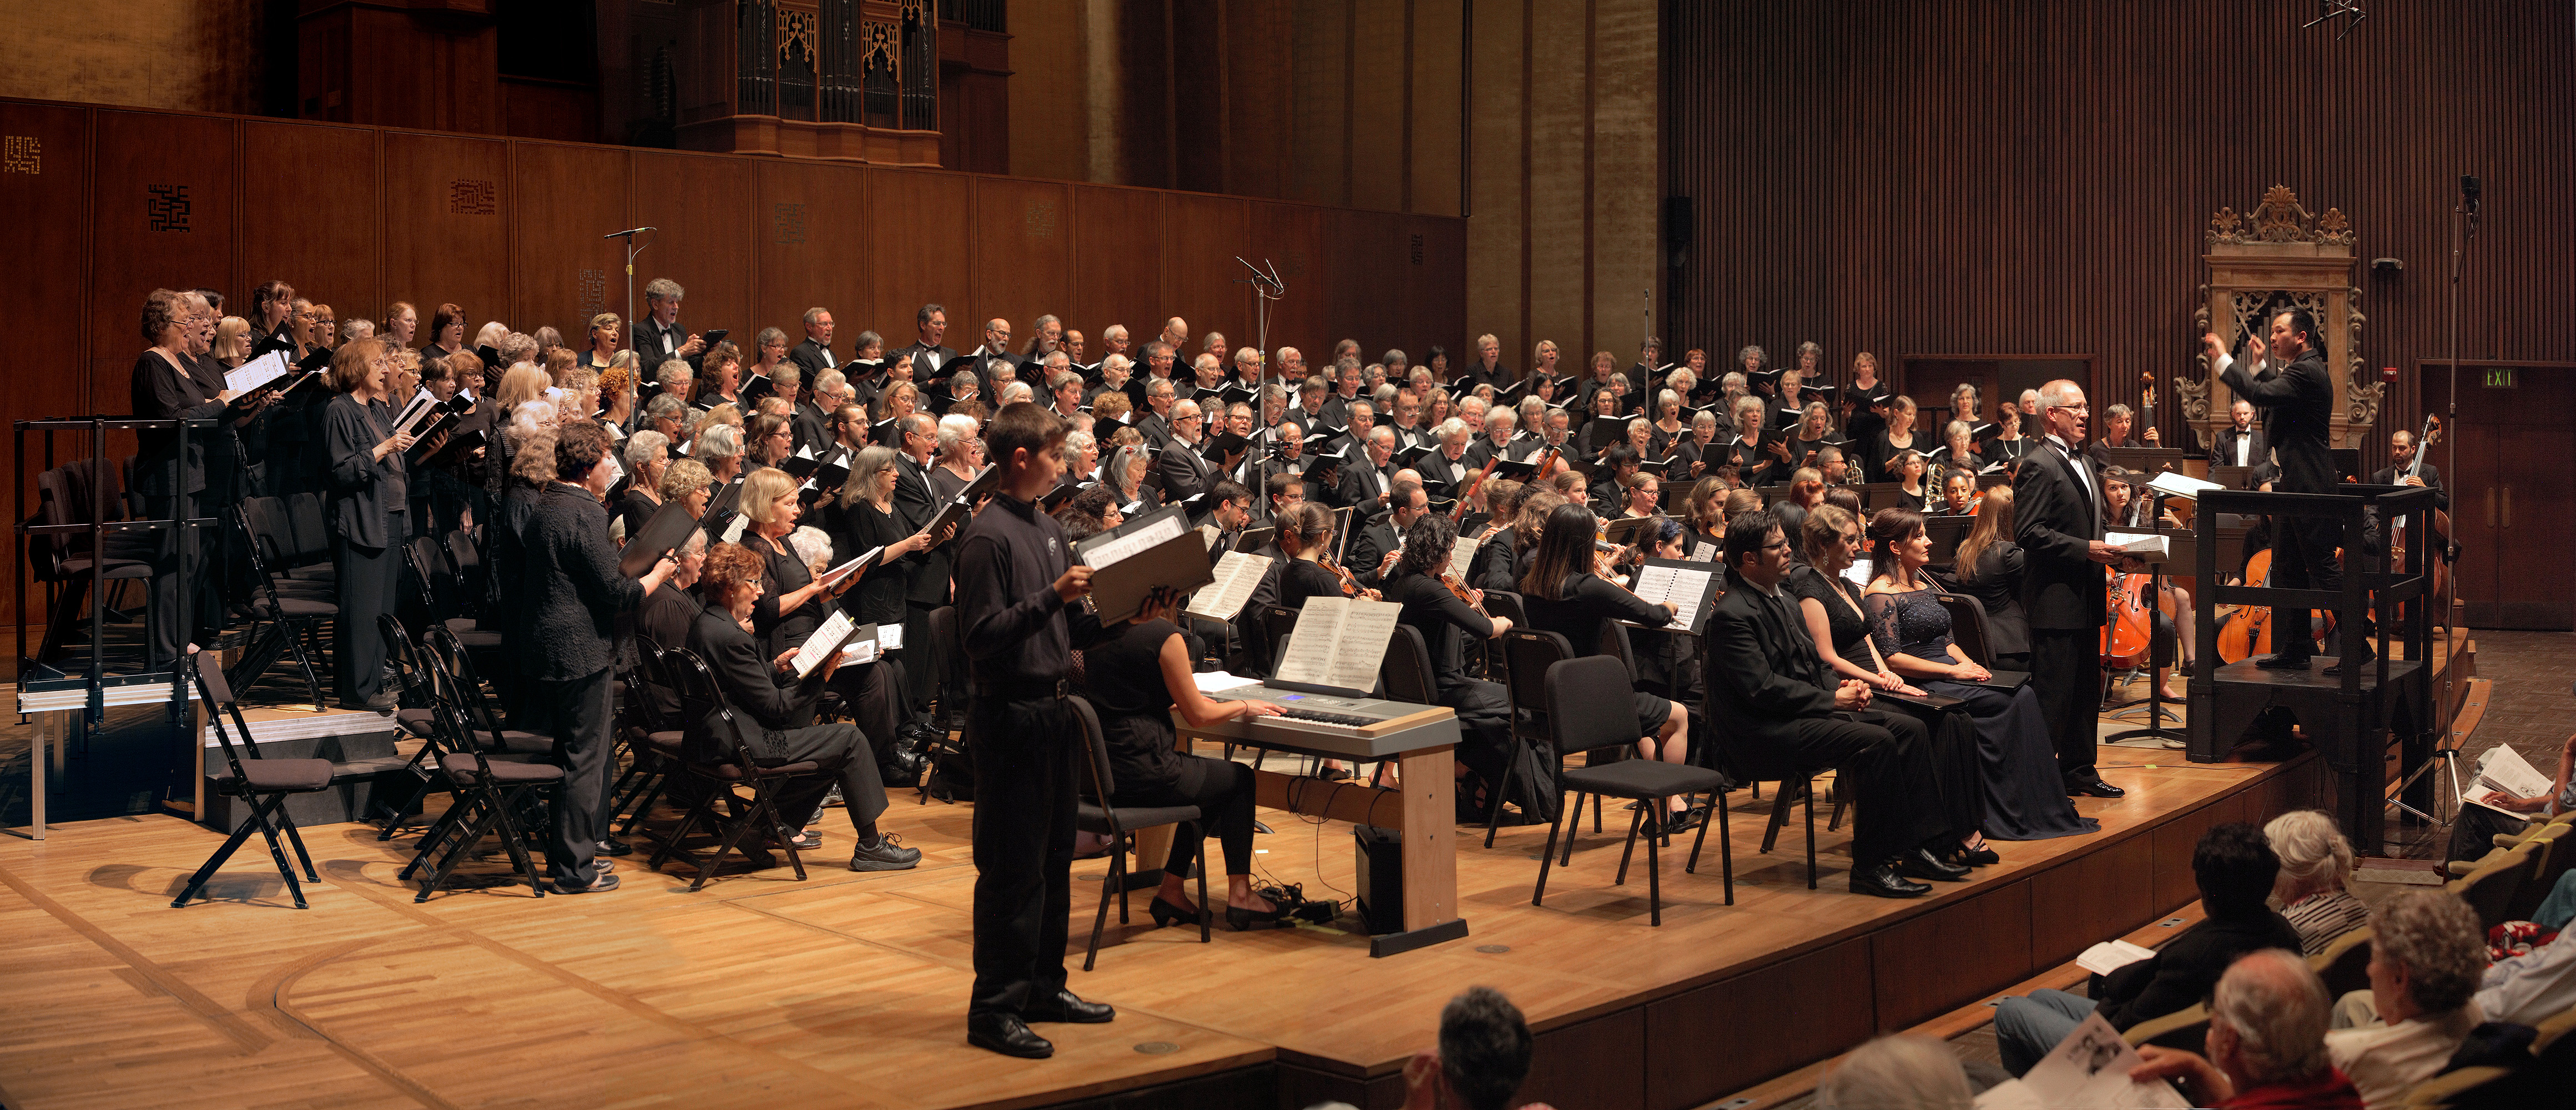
left=1053, top=563, right=1094, bottom=602
left=375, top=431, right=419, bottom=461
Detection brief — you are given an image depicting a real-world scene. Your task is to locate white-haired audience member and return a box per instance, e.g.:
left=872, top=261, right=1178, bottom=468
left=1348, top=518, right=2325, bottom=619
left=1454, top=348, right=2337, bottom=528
left=2129, top=949, right=2363, bottom=1109
left=1818, top=1036, right=1973, bottom=1110
left=2265, top=810, right=2371, bottom=954
left=2323, top=890, right=2486, bottom=1110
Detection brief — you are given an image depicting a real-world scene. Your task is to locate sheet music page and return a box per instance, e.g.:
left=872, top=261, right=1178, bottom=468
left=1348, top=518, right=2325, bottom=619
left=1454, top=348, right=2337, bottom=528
left=1186, top=551, right=1272, bottom=620
left=390, top=388, right=441, bottom=437
left=1269, top=597, right=1348, bottom=687
left=225, top=350, right=293, bottom=394
left=1688, top=541, right=1718, bottom=563
left=816, top=547, right=881, bottom=588
left=1445, top=532, right=1480, bottom=582
left=720, top=513, right=750, bottom=544
left=1082, top=513, right=1185, bottom=570
left=1320, top=599, right=1402, bottom=694
left=879, top=623, right=904, bottom=650
left=792, top=610, right=858, bottom=677
left=838, top=623, right=882, bottom=665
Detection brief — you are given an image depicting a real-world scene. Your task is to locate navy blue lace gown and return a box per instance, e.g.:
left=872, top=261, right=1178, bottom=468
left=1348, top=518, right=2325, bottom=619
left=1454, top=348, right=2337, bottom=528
left=1864, top=587, right=2098, bottom=841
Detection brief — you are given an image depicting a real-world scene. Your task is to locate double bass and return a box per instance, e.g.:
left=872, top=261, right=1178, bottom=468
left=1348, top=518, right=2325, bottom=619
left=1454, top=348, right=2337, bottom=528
left=2386, top=415, right=2450, bottom=621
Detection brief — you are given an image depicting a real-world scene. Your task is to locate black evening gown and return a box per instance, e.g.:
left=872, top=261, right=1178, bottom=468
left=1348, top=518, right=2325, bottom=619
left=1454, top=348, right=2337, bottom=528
left=1864, top=586, right=2097, bottom=841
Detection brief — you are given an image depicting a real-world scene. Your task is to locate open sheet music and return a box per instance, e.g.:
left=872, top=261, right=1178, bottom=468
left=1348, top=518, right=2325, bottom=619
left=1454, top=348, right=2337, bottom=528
left=1627, top=559, right=1719, bottom=633
left=390, top=388, right=442, bottom=438
left=1271, top=596, right=1400, bottom=694
left=1444, top=531, right=1480, bottom=583
left=224, top=350, right=294, bottom=395
left=815, top=546, right=884, bottom=590
left=1073, top=506, right=1215, bottom=624
left=791, top=610, right=870, bottom=678
left=1187, top=551, right=1273, bottom=621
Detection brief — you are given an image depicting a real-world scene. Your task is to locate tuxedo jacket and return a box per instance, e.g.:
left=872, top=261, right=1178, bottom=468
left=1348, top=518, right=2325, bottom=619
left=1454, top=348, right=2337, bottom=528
left=2220, top=349, right=2335, bottom=494
left=2211, top=426, right=2269, bottom=471
left=2013, top=438, right=2108, bottom=630
left=788, top=339, right=838, bottom=376
left=1157, top=436, right=1219, bottom=505
left=892, top=453, right=949, bottom=605
left=1704, top=570, right=1845, bottom=753
left=892, top=341, right=957, bottom=380
left=634, top=316, right=695, bottom=371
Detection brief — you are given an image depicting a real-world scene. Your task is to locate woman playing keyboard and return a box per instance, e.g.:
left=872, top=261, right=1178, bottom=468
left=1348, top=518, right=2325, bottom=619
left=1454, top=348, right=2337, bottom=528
left=1083, top=586, right=1294, bottom=931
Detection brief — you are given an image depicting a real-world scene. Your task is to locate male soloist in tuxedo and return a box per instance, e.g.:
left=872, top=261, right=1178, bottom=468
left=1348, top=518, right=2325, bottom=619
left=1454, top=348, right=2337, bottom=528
left=2211, top=398, right=2269, bottom=471
left=2205, top=308, right=2368, bottom=672
left=890, top=413, right=951, bottom=723
left=1704, top=511, right=1963, bottom=898
left=633, top=278, right=704, bottom=370
left=1155, top=400, right=1221, bottom=506
left=788, top=307, right=840, bottom=376
left=2014, top=379, right=2129, bottom=799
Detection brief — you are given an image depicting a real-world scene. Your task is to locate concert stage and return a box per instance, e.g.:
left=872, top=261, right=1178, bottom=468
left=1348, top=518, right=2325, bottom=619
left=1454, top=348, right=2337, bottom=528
left=0, top=729, right=2334, bottom=1110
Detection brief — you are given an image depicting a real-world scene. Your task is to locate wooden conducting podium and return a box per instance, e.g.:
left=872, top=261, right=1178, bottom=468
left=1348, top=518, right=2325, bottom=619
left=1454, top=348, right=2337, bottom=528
left=1172, top=686, right=1466, bottom=957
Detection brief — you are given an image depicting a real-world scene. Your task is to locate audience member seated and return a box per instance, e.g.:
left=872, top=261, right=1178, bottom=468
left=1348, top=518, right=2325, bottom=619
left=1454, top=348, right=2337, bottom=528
left=1080, top=587, right=1289, bottom=931
left=1818, top=1036, right=1975, bottom=1110
left=2265, top=810, right=2372, bottom=955
left=2447, top=730, right=2574, bottom=865
left=2476, top=870, right=2576, bottom=1024
left=2128, top=949, right=2365, bottom=1110
left=2323, top=890, right=2487, bottom=1110
left=1703, top=509, right=1965, bottom=899
left=686, top=541, right=919, bottom=871
left=1994, top=823, right=2302, bottom=1074
left=1381, top=986, right=1551, bottom=1110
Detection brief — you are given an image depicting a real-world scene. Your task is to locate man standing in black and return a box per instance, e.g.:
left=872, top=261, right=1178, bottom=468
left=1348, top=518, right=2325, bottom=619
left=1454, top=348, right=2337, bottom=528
left=1703, top=510, right=1963, bottom=897
left=2204, top=309, right=2368, bottom=673
left=954, top=401, right=1112, bottom=1058
left=2015, top=379, right=2129, bottom=799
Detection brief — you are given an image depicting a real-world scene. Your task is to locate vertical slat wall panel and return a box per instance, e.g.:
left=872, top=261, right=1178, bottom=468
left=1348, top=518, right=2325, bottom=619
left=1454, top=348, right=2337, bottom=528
left=1664, top=1, right=2575, bottom=451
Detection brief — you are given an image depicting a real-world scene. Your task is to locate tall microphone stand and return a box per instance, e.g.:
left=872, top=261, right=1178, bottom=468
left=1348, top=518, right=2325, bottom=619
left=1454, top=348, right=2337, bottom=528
left=603, top=226, right=655, bottom=355
left=1234, top=256, right=1284, bottom=381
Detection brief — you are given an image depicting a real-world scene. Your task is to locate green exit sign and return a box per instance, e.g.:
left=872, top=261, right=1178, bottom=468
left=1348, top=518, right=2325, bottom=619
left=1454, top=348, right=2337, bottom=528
left=2484, top=367, right=2518, bottom=389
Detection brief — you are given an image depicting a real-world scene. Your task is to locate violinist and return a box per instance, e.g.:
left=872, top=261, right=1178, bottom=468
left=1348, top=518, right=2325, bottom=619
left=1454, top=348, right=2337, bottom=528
left=1384, top=513, right=1516, bottom=821
left=1276, top=502, right=1372, bottom=604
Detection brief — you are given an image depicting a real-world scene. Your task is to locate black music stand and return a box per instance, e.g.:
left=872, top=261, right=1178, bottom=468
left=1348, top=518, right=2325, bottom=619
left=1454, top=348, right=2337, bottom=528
left=2103, top=517, right=2192, bottom=746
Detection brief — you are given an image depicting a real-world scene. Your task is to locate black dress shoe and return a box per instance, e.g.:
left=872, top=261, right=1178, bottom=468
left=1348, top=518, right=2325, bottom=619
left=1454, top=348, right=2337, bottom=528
left=596, top=837, right=634, bottom=857
left=2255, top=653, right=2315, bottom=671
left=1898, top=846, right=1971, bottom=882
left=1023, top=988, right=1116, bottom=1024
left=1851, top=861, right=1931, bottom=899
left=967, top=1012, right=1053, bottom=1058
left=2068, top=778, right=2126, bottom=799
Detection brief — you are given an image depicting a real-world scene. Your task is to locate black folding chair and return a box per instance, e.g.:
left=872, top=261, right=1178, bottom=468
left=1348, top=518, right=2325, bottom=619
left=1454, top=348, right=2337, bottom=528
left=647, top=648, right=821, bottom=891
left=608, top=636, right=692, bottom=836
left=919, top=606, right=969, bottom=804
left=28, top=464, right=153, bottom=664
left=1532, top=657, right=1726, bottom=926
left=1489, top=628, right=1576, bottom=848
left=1069, top=696, right=1208, bottom=970
left=396, top=634, right=561, bottom=901
left=1710, top=705, right=1824, bottom=891
left=172, top=650, right=332, bottom=910
left=227, top=499, right=335, bottom=711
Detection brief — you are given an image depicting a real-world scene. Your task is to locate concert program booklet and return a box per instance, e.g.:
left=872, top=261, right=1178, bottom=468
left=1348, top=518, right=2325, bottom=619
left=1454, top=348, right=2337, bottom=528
left=1627, top=558, right=1720, bottom=633
left=1187, top=551, right=1273, bottom=622
left=1073, top=505, right=1215, bottom=625
left=2468, top=745, right=2555, bottom=819
left=1973, top=1012, right=2187, bottom=1110
left=1271, top=596, right=1400, bottom=695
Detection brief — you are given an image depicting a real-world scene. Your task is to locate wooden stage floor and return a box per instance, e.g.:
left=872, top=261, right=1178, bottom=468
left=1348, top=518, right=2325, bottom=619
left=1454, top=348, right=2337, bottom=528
left=0, top=731, right=2331, bottom=1110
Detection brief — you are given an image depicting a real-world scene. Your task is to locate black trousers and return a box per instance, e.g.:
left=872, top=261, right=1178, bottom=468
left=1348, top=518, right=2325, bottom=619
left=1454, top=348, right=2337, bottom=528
left=2030, top=626, right=2103, bottom=785
left=966, top=694, right=1078, bottom=1018
left=331, top=514, right=405, bottom=701
left=1116, top=754, right=1257, bottom=876
left=1767, top=708, right=1942, bottom=867
left=523, top=665, right=616, bottom=887
left=1439, top=678, right=1515, bottom=796
left=763, top=721, right=890, bottom=831
left=901, top=601, right=941, bottom=721
left=139, top=493, right=219, bottom=672
left=2271, top=513, right=2367, bottom=660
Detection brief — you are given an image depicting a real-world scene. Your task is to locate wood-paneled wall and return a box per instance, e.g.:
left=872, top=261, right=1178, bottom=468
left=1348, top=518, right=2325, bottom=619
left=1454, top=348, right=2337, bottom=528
left=0, top=96, right=1464, bottom=627
left=1662, top=1, right=2576, bottom=452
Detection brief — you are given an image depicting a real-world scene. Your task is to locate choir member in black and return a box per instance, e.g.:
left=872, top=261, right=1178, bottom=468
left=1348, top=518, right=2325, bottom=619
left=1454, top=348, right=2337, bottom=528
left=685, top=541, right=918, bottom=874
left=615, top=431, right=671, bottom=538
left=515, top=421, right=681, bottom=891
left=1935, top=421, right=1986, bottom=476
left=1772, top=467, right=1824, bottom=543
left=1888, top=450, right=1930, bottom=512
left=1681, top=478, right=1728, bottom=558
left=826, top=446, right=955, bottom=717
left=1706, top=509, right=1962, bottom=898
left=636, top=532, right=708, bottom=719
left=1869, top=395, right=1923, bottom=483
left=130, top=290, right=265, bottom=669
left=1516, top=503, right=1696, bottom=833
left=1950, top=487, right=2030, bottom=671
left=1981, top=403, right=2032, bottom=468
left=931, top=416, right=982, bottom=502
left=320, top=338, right=420, bottom=710
left=738, top=467, right=901, bottom=756
left=1385, top=513, right=1517, bottom=813
left=1730, top=397, right=1787, bottom=488
left=1084, top=586, right=1287, bottom=930
left=1788, top=402, right=1838, bottom=468
left=1863, top=508, right=2097, bottom=843
left=2204, top=312, right=2361, bottom=670
left=1577, top=389, right=1627, bottom=458
left=954, top=401, right=1114, bottom=1059
left=1675, top=410, right=1722, bottom=481
left=873, top=381, right=922, bottom=447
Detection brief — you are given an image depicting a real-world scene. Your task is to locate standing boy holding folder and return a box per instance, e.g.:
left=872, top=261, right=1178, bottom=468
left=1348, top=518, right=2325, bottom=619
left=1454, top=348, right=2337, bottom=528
left=952, top=401, right=1115, bottom=1058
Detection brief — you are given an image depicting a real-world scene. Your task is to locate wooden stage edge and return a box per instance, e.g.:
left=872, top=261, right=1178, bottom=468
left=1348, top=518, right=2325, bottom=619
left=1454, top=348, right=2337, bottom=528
left=0, top=735, right=2333, bottom=1110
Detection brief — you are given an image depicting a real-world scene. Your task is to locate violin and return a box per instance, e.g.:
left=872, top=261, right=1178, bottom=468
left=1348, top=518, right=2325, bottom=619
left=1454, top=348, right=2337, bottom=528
left=1441, top=572, right=1489, bottom=615
left=1320, top=554, right=1370, bottom=599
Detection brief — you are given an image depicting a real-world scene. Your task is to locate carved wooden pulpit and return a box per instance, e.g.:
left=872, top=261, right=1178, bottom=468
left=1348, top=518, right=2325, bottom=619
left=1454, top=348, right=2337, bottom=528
left=2179, top=186, right=2381, bottom=451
